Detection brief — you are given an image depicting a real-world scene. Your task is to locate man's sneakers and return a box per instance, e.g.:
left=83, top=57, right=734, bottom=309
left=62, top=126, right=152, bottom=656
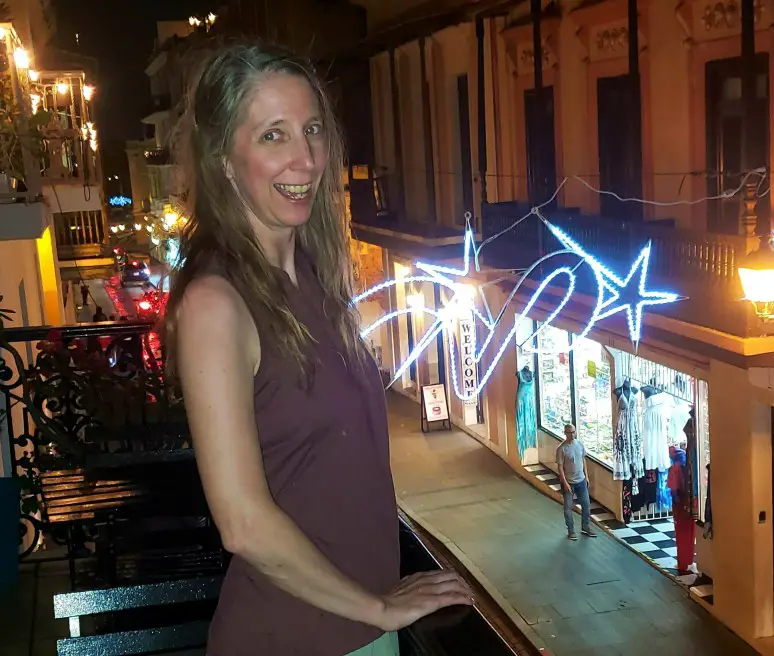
left=568, top=528, right=597, bottom=540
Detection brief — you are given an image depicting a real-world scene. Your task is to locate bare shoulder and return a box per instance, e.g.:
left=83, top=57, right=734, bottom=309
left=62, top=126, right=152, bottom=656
left=178, top=275, right=244, bottom=320
left=176, top=275, right=260, bottom=366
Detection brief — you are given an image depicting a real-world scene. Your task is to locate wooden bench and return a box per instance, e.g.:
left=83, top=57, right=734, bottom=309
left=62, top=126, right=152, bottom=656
left=53, top=575, right=223, bottom=655
left=40, top=469, right=150, bottom=525
left=39, top=468, right=151, bottom=586
left=39, top=462, right=222, bottom=589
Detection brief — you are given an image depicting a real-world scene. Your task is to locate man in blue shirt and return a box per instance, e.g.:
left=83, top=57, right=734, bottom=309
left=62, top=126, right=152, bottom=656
left=556, top=424, right=597, bottom=541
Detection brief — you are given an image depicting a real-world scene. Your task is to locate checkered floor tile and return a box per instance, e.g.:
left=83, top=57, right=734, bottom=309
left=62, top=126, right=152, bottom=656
left=611, top=519, right=685, bottom=572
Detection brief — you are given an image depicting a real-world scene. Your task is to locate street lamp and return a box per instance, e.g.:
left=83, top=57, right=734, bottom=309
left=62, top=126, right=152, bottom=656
left=738, top=234, right=774, bottom=319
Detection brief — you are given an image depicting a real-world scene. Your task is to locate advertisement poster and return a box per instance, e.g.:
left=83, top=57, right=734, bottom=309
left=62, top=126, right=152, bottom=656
left=422, top=384, right=449, bottom=422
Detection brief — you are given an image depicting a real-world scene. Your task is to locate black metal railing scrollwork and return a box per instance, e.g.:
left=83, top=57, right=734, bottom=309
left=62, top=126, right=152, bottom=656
left=0, top=301, right=187, bottom=560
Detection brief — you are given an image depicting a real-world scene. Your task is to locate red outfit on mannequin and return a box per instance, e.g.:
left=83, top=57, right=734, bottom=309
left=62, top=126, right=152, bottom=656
left=667, top=446, right=694, bottom=572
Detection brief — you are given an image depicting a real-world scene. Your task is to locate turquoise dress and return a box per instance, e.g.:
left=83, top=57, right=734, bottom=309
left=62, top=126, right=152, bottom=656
left=516, top=368, right=537, bottom=462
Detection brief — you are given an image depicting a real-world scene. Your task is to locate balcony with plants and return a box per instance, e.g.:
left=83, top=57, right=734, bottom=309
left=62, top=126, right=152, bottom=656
left=28, top=69, right=99, bottom=186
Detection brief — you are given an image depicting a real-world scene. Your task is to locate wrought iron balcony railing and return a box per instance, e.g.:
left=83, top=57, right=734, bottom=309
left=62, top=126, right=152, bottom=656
left=0, top=314, right=180, bottom=558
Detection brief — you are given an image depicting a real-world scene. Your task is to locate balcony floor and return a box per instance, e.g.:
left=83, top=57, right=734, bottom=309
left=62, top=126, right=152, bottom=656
left=387, top=392, right=757, bottom=656
left=0, top=556, right=70, bottom=656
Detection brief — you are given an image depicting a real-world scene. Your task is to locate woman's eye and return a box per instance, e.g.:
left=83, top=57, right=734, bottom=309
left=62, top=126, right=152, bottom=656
left=306, top=124, right=323, bottom=136
left=262, top=130, right=281, bottom=142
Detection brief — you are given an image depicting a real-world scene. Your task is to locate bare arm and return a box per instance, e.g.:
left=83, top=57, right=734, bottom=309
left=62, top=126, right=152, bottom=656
left=177, top=277, right=471, bottom=631
left=557, top=450, right=570, bottom=492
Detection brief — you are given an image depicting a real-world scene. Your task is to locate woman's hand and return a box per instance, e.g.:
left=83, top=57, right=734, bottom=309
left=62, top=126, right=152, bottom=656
left=375, top=570, right=474, bottom=631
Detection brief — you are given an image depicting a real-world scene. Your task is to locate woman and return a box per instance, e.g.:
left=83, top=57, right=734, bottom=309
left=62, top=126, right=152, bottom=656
left=164, top=42, right=472, bottom=656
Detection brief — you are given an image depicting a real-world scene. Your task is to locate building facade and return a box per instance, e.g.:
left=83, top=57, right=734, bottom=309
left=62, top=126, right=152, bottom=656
left=349, top=0, right=774, bottom=649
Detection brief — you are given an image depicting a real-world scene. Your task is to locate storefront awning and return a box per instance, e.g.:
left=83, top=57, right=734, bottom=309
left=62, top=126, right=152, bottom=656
left=351, top=217, right=477, bottom=263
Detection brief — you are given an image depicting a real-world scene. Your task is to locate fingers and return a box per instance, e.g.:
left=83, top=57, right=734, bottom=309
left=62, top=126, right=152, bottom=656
left=401, top=570, right=467, bottom=587
left=397, top=570, right=474, bottom=603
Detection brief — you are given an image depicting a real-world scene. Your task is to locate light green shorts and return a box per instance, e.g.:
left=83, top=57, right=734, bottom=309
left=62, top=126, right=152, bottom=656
left=346, top=631, right=399, bottom=656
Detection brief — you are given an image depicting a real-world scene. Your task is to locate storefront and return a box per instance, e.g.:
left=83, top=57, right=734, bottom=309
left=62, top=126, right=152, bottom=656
left=353, top=243, right=489, bottom=438
left=514, top=320, right=711, bottom=570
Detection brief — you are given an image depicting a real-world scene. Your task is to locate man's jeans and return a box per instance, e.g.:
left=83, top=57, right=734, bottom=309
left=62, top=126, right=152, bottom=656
left=563, top=479, right=591, bottom=533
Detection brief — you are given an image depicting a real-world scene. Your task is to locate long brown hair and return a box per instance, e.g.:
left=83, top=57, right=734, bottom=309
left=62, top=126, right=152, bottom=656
left=163, top=40, right=363, bottom=373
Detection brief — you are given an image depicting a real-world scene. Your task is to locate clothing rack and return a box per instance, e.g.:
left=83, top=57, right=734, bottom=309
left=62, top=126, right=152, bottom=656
left=613, top=351, right=695, bottom=405
left=611, top=350, right=695, bottom=523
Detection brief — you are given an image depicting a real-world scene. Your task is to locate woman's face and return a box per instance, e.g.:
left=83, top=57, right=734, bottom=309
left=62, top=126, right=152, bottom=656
left=226, top=72, right=327, bottom=232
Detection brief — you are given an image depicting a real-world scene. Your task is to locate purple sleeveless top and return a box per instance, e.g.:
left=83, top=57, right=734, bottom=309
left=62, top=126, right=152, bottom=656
left=206, top=249, right=400, bottom=655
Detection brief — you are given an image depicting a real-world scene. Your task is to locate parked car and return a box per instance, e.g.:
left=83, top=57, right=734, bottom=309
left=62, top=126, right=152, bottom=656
left=121, top=259, right=151, bottom=287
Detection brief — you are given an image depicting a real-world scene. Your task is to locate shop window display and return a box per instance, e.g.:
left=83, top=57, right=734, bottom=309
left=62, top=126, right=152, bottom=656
left=573, top=337, right=614, bottom=466
left=515, top=320, right=538, bottom=464
left=537, top=326, right=572, bottom=437
left=610, top=348, right=707, bottom=526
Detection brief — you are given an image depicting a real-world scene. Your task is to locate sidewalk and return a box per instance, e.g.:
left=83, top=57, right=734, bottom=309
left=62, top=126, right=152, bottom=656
left=386, top=392, right=756, bottom=656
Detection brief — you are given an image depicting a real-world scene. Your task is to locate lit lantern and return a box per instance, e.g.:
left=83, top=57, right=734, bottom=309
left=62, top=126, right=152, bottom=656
left=29, top=70, right=39, bottom=81
left=83, top=85, right=94, bottom=101
left=14, top=48, right=29, bottom=69
left=738, top=236, right=774, bottom=319
left=56, top=81, right=68, bottom=95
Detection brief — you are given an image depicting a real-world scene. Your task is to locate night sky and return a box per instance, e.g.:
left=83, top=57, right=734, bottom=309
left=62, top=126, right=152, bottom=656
left=50, top=0, right=214, bottom=195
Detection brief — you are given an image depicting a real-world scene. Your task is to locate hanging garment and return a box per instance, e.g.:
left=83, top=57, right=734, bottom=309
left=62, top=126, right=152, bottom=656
left=683, top=411, right=699, bottom=520
left=703, top=463, right=713, bottom=540
left=622, top=479, right=632, bottom=524
left=668, top=401, right=692, bottom=445
left=642, top=393, right=673, bottom=471
left=656, top=469, right=672, bottom=512
left=630, top=469, right=658, bottom=513
left=613, top=389, right=643, bottom=486
left=515, top=368, right=537, bottom=463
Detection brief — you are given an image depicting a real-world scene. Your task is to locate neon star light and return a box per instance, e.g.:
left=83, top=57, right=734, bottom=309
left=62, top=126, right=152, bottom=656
left=543, top=222, right=679, bottom=344
left=355, top=220, right=680, bottom=401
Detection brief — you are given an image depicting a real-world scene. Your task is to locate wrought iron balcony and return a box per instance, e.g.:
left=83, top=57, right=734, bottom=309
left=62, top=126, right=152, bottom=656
left=0, top=317, right=176, bottom=561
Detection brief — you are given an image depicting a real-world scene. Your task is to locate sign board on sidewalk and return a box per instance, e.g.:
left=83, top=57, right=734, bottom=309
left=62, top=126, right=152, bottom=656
left=420, top=384, right=451, bottom=433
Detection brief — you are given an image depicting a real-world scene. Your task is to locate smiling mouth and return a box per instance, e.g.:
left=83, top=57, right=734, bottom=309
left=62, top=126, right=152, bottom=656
left=274, top=183, right=313, bottom=201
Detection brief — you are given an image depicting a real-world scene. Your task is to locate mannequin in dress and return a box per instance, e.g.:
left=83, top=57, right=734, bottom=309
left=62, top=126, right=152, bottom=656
left=516, top=364, right=537, bottom=462
left=613, top=379, right=643, bottom=492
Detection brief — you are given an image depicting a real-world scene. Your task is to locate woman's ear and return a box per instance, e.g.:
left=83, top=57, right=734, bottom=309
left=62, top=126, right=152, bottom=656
left=223, top=156, right=234, bottom=182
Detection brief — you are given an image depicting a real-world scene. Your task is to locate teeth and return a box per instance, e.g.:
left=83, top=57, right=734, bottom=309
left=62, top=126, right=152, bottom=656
left=278, top=183, right=311, bottom=193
